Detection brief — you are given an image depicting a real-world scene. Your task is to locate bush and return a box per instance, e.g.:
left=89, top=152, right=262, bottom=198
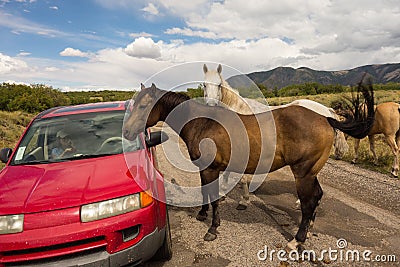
left=0, top=83, right=70, bottom=113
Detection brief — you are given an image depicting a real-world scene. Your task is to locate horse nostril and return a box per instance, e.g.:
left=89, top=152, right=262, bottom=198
left=206, top=100, right=217, bottom=106
left=123, top=129, right=130, bottom=138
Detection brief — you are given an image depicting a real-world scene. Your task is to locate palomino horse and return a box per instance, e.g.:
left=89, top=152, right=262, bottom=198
left=123, top=83, right=374, bottom=251
left=203, top=64, right=349, bottom=209
left=350, top=102, right=400, bottom=177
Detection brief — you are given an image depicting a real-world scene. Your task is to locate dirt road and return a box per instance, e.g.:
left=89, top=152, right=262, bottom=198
left=145, top=128, right=400, bottom=267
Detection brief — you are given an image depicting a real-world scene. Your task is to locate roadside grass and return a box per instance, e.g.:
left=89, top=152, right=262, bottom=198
left=265, top=90, right=399, bottom=107
left=0, top=111, right=34, bottom=169
left=342, top=136, right=395, bottom=176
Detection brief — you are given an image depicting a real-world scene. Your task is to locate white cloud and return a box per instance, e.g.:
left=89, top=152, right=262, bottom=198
left=60, top=48, right=90, bottom=58
left=1, top=0, right=400, bottom=91
left=142, top=3, right=159, bottom=15
left=0, top=11, right=120, bottom=46
left=45, top=67, right=60, bottom=72
left=49, top=6, right=58, bottom=10
left=17, top=51, right=31, bottom=57
left=0, top=52, right=28, bottom=74
left=124, top=37, right=161, bottom=59
left=156, top=0, right=210, bottom=16
left=165, top=27, right=218, bottom=39
left=0, top=10, right=65, bottom=37
left=129, top=32, right=155, bottom=38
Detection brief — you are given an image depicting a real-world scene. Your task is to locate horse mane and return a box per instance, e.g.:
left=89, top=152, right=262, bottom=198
left=154, top=87, right=191, bottom=113
left=219, top=76, right=253, bottom=113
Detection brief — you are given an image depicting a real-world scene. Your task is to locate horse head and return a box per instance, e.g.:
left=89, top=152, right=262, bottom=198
left=123, top=83, right=161, bottom=140
left=203, top=64, right=223, bottom=106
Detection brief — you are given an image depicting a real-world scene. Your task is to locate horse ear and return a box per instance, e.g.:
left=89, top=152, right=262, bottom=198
left=203, top=64, right=208, bottom=74
left=140, top=83, right=146, bottom=90
left=149, top=83, right=157, bottom=98
left=217, top=64, right=222, bottom=74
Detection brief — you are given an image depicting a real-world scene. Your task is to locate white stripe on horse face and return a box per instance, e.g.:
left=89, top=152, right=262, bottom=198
left=204, top=69, right=223, bottom=105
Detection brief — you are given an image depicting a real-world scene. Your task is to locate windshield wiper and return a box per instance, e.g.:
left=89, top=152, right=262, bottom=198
left=61, top=153, right=118, bottom=161
left=13, top=153, right=120, bottom=165
left=15, top=159, right=53, bottom=165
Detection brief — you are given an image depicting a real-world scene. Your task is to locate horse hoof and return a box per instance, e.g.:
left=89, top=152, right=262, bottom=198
left=391, top=168, right=398, bottom=178
left=196, top=213, right=207, bottom=221
left=285, top=238, right=304, bottom=253
left=236, top=203, right=247, bottom=210
left=351, top=160, right=356, bottom=164
left=203, top=232, right=217, bottom=241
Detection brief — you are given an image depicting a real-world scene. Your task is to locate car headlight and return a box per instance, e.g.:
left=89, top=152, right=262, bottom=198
left=0, top=214, right=24, bottom=234
left=81, top=192, right=153, bottom=223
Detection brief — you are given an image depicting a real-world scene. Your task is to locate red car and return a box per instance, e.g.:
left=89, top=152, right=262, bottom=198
left=0, top=101, right=172, bottom=266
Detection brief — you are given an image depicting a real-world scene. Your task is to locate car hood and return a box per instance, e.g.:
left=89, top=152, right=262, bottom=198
left=0, top=151, right=151, bottom=214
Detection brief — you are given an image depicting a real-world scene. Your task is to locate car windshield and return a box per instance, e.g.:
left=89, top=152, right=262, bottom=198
left=10, top=110, right=142, bottom=165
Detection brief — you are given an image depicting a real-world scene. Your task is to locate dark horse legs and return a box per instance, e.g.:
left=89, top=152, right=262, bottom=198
left=196, top=168, right=221, bottom=241
left=287, top=176, right=323, bottom=250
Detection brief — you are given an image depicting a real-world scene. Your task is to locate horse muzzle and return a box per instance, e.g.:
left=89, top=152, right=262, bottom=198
left=205, top=99, right=219, bottom=107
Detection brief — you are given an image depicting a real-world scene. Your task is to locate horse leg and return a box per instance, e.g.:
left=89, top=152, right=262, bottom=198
left=287, top=176, right=323, bottom=251
left=351, top=138, right=361, bottom=164
left=219, top=171, right=230, bottom=201
left=385, top=134, right=399, bottom=177
left=368, top=135, right=378, bottom=165
left=196, top=175, right=209, bottom=221
left=237, top=176, right=249, bottom=210
left=199, top=168, right=221, bottom=241
left=204, top=199, right=221, bottom=241
left=396, top=132, right=400, bottom=177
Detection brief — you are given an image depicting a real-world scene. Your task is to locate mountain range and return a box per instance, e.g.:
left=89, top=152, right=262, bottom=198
left=227, top=63, right=400, bottom=89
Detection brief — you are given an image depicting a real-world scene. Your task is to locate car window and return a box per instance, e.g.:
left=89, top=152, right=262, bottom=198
left=10, top=110, right=143, bottom=165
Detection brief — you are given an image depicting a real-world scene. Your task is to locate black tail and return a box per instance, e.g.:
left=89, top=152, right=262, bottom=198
left=327, top=78, right=374, bottom=139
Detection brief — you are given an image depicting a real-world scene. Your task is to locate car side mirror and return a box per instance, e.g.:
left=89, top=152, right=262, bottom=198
left=0, top=148, right=13, bottom=163
left=145, top=131, right=169, bottom=148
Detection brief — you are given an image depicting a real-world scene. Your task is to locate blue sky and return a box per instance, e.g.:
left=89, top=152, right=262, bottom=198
left=1, top=0, right=399, bottom=91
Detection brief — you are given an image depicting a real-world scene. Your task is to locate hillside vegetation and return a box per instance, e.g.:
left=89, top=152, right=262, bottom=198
left=0, top=83, right=135, bottom=114
left=229, top=63, right=400, bottom=90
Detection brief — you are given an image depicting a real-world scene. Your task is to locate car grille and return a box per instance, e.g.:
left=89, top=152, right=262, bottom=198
left=1, top=236, right=107, bottom=266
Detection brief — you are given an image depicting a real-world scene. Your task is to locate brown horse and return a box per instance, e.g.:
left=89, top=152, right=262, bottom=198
left=123, top=82, right=374, bottom=251
left=351, top=102, right=400, bottom=177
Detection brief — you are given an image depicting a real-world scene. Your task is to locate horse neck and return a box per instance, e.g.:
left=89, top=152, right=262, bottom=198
left=156, top=91, right=195, bottom=141
left=156, top=91, right=189, bottom=118
left=220, top=80, right=253, bottom=113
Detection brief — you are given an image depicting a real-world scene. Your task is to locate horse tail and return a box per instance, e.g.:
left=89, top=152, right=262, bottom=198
left=327, top=78, right=375, bottom=139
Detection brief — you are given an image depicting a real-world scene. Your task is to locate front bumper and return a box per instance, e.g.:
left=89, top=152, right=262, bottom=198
left=0, top=201, right=166, bottom=266
left=4, top=227, right=165, bottom=267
